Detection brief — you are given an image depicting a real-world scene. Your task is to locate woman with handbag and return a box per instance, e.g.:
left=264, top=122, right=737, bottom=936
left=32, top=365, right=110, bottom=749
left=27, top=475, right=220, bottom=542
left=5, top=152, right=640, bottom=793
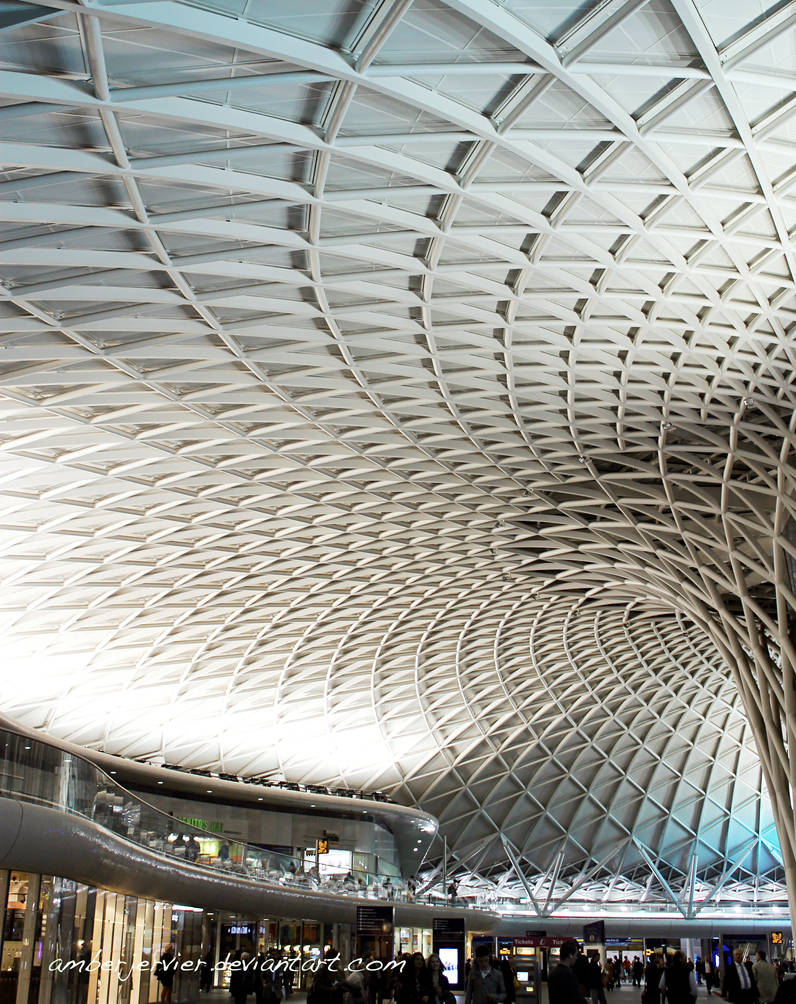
left=644, top=955, right=665, bottom=1004
left=155, top=945, right=176, bottom=1004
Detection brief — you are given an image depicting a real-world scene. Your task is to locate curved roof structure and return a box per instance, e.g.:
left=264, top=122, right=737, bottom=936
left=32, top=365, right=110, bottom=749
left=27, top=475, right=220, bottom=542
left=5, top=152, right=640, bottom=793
left=0, top=0, right=794, bottom=916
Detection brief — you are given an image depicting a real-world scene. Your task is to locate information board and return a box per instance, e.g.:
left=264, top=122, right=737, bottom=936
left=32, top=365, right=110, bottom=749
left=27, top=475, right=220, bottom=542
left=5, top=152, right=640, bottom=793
left=356, top=906, right=394, bottom=936
left=583, top=921, right=605, bottom=945
left=433, top=918, right=465, bottom=935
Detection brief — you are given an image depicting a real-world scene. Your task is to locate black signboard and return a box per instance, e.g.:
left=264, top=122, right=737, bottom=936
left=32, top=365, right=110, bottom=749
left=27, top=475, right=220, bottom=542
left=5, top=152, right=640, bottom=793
left=434, top=918, right=467, bottom=991
left=433, top=918, right=465, bottom=935
left=583, top=921, right=605, bottom=945
left=356, top=906, right=394, bottom=936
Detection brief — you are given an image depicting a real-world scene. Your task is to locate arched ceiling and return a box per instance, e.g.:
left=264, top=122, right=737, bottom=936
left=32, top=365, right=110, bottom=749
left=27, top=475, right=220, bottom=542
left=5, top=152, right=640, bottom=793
left=0, top=0, right=794, bottom=915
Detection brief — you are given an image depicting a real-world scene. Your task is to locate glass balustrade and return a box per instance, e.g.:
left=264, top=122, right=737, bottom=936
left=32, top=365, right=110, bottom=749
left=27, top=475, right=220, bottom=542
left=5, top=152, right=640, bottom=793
left=0, top=727, right=446, bottom=906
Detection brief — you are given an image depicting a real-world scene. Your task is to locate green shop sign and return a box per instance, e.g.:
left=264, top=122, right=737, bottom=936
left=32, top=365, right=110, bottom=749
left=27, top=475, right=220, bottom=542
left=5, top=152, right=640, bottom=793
left=177, top=816, right=224, bottom=833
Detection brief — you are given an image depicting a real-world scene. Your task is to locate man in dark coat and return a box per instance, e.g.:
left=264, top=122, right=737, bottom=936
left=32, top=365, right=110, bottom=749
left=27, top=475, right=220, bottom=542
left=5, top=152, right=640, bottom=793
left=548, top=941, right=588, bottom=1004
left=722, top=949, right=757, bottom=1004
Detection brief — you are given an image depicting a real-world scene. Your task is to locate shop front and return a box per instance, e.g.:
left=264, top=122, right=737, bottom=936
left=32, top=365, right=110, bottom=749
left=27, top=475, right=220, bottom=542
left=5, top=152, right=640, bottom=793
left=0, top=868, right=359, bottom=1003
left=395, top=926, right=432, bottom=958
left=0, top=870, right=203, bottom=1004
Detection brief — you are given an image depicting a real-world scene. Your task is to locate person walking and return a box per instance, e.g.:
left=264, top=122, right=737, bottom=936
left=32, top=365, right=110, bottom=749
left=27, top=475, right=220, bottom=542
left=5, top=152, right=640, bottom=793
left=574, top=949, right=591, bottom=999
left=282, top=953, right=294, bottom=1000
left=548, top=940, right=588, bottom=1004
left=722, top=949, right=756, bottom=1004
left=253, top=949, right=282, bottom=1004
left=645, top=955, right=665, bottom=1004
left=155, top=944, right=176, bottom=1004
left=427, top=953, right=454, bottom=1004
left=308, top=951, right=337, bottom=1004
left=229, top=950, right=254, bottom=1004
left=695, top=960, right=704, bottom=987
left=200, top=948, right=214, bottom=992
left=344, top=962, right=368, bottom=1004
left=586, top=956, right=606, bottom=1004
left=498, top=956, right=516, bottom=1004
left=658, top=951, right=697, bottom=1004
left=753, top=952, right=778, bottom=1004
left=633, top=958, right=644, bottom=988
left=773, top=976, right=796, bottom=1004
left=704, top=960, right=715, bottom=995
left=465, top=944, right=506, bottom=1004
left=397, top=952, right=430, bottom=1004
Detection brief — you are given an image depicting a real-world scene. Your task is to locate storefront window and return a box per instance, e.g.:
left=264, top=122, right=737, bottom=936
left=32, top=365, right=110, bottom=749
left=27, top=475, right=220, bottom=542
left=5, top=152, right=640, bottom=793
left=27, top=876, right=51, bottom=1004
left=0, top=871, right=38, bottom=1004
left=395, top=927, right=432, bottom=959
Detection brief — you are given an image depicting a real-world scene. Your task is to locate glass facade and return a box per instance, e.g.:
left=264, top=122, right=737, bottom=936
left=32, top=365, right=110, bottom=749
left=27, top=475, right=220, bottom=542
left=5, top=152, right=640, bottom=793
left=0, top=870, right=355, bottom=1004
left=0, top=871, right=205, bottom=1004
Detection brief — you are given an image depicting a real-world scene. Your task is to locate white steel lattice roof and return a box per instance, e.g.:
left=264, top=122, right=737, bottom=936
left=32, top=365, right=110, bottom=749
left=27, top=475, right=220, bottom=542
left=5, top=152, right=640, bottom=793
left=0, top=0, right=794, bottom=915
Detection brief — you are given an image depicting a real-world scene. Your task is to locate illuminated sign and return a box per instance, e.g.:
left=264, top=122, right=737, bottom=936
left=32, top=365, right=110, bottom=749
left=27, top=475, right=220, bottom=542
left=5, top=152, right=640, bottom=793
left=515, top=937, right=569, bottom=948
left=439, top=948, right=459, bottom=985
left=176, top=816, right=223, bottom=833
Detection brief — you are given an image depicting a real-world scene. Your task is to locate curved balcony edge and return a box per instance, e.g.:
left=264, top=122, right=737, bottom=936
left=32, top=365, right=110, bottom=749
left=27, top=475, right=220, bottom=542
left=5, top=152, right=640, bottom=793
left=0, top=712, right=437, bottom=874
left=0, top=794, right=499, bottom=931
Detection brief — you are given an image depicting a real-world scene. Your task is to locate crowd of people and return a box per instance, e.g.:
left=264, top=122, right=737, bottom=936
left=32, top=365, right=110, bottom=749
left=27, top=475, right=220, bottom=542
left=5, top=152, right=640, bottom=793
left=204, top=948, right=464, bottom=1004
left=207, top=943, right=515, bottom=1004
left=154, top=938, right=796, bottom=1004
left=547, top=940, right=796, bottom=1004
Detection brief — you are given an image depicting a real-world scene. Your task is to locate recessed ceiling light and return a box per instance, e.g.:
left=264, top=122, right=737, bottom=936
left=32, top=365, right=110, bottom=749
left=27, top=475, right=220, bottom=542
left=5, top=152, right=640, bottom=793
left=158, top=780, right=164, bottom=785
left=206, top=789, right=213, bottom=794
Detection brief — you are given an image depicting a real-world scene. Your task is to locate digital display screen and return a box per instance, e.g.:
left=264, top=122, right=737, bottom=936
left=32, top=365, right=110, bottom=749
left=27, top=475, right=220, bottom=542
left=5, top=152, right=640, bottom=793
left=439, top=948, right=459, bottom=986
left=517, top=972, right=529, bottom=983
